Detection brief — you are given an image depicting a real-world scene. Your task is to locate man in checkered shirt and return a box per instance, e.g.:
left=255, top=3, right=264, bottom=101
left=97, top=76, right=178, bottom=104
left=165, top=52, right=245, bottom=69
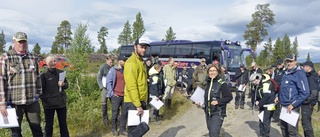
left=0, top=32, right=43, bottom=137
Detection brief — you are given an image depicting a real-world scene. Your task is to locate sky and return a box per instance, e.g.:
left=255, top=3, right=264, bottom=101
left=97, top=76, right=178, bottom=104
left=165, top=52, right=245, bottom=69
left=1, top=0, right=320, bottom=62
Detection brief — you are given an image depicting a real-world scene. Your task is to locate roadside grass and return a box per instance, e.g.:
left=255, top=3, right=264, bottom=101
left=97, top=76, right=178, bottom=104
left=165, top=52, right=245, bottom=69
left=298, top=104, right=320, bottom=137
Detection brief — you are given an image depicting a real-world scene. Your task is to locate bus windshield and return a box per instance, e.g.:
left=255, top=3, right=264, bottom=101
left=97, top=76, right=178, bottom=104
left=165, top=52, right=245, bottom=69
left=226, top=44, right=244, bottom=71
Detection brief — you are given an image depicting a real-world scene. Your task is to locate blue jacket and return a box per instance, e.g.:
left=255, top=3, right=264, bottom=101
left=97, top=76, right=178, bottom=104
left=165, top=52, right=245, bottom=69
left=106, top=66, right=123, bottom=98
left=279, top=66, right=310, bottom=108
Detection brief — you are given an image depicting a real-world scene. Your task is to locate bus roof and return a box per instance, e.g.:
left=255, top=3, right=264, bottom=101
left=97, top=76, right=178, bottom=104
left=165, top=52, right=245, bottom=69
left=121, top=40, right=241, bottom=47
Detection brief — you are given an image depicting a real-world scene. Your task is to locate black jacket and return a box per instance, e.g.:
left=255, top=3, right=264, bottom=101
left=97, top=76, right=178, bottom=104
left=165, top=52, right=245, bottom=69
left=273, top=67, right=285, bottom=86
left=256, top=77, right=276, bottom=109
left=204, top=76, right=233, bottom=116
left=235, top=68, right=249, bottom=86
left=40, top=69, right=68, bottom=109
left=303, top=69, right=319, bottom=106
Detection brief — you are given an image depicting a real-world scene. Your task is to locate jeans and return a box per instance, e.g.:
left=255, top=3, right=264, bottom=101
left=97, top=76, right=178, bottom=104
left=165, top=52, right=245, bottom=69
left=111, top=96, right=126, bottom=132
left=10, top=101, right=43, bottom=137
left=44, top=107, right=69, bottom=137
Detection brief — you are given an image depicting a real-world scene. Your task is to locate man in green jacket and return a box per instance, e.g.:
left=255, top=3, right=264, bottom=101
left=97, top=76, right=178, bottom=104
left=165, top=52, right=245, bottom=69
left=123, top=37, right=150, bottom=135
left=163, top=57, right=176, bottom=108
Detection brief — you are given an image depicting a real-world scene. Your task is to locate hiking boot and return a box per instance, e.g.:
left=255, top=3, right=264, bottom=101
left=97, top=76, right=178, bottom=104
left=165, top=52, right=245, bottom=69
left=235, top=106, right=239, bottom=109
left=155, top=115, right=163, bottom=121
left=240, top=106, right=244, bottom=109
left=119, top=131, right=128, bottom=136
left=249, top=107, right=253, bottom=110
left=112, top=131, right=119, bottom=136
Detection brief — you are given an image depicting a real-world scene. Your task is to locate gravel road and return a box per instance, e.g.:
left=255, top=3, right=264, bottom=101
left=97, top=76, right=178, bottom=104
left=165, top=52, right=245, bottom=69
left=146, top=92, right=282, bottom=137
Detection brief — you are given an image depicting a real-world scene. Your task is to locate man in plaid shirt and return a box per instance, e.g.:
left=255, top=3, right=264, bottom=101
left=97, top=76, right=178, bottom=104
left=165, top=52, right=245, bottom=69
left=0, top=32, right=43, bottom=137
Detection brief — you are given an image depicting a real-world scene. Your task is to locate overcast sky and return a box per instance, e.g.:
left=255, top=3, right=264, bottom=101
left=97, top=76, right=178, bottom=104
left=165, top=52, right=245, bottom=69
left=1, top=0, right=320, bottom=62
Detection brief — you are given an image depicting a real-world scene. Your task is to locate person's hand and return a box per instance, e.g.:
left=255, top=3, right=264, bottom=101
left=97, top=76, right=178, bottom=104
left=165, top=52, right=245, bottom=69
left=211, top=100, right=218, bottom=106
left=287, top=104, right=294, bottom=114
left=136, top=106, right=144, bottom=116
left=155, top=97, right=159, bottom=101
left=195, top=102, right=201, bottom=108
left=58, top=80, right=64, bottom=87
left=255, top=101, right=259, bottom=106
left=274, top=97, right=279, bottom=104
left=0, top=104, right=8, bottom=117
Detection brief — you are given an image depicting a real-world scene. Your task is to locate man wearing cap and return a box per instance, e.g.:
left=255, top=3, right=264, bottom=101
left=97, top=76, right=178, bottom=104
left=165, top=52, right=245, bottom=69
left=235, top=63, right=249, bottom=109
left=0, top=32, right=43, bottom=136
left=123, top=37, right=150, bottom=135
left=193, top=58, right=207, bottom=90
left=106, top=56, right=128, bottom=136
left=249, top=62, right=262, bottom=110
left=275, top=54, right=310, bottom=137
left=301, top=60, right=318, bottom=137
left=97, top=53, right=117, bottom=126
left=271, top=59, right=286, bottom=123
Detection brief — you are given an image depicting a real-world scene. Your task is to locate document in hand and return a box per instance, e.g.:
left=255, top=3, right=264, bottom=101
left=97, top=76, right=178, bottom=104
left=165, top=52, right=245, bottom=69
left=279, top=107, right=299, bottom=127
left=238, top=85, right=246, bottom=92
left=102, top=76, right=107, bottom=88
left=127, top=110, right=149, bottom=126
left=149, top=99, right=164, bottom=110
left=0, top=108, right=19, bottom=128
left=258, top=111, right=264, bottom=122
left=59, top=71, right=66, bottom=92
left=190, top=86, right=205, bottom=106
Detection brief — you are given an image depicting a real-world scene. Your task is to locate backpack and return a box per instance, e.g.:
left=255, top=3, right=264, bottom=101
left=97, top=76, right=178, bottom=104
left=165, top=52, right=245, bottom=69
left=269, top=78, right=280, bottom=93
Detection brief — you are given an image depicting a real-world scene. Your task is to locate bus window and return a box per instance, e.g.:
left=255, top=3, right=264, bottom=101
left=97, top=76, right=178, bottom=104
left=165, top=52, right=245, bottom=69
left=120, top=46, right=134, bottom=57
left=175, top=44, right=192, bottom=57
left=192, top=44, right=211, bottom=57
left=150, top=45, right=161, bottom=57
left=160, top=45, right=176, bottom=58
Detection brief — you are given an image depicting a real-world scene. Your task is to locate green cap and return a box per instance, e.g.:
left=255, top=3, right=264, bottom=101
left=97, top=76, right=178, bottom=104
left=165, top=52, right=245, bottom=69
left=13, top=32, right=28, bottom=41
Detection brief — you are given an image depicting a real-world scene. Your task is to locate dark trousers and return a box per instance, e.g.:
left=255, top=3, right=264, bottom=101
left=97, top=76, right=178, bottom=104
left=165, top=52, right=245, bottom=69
left=205, top=114, right=224, bottom=137
left=280, top=107, right=300, bottom=137
left=101, top=88, right=109, bottom=125
left=184, top=79, right=193, bottom=95
left=235, top=91, right=245, bottom=107
left=273, top=103, right=281, bottom=120
left=301, top=104, right=314, bottom=137
left=123, top=102, right=147, bottom=134
left=44, top=107, right=69, bottom=137
left=111, top=96, right=126, bottom=132
left=251, top=89, right=256, bottom=107
left=10, top=101, right=43, bottom=137
left=259, top=109, right=273, bottom=137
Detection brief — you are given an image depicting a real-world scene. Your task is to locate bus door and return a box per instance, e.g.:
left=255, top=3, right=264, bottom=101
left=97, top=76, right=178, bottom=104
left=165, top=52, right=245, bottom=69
left=211, top=47, right=222, bottom=65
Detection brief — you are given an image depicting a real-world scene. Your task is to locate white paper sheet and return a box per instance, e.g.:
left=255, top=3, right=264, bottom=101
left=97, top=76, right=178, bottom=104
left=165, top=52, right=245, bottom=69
left=127, top=110, right=149, bottom=126
left=238, top=85, right=246, bottom=92
left=0, top=108, right=19, bottom=128
left=190, top=86, right=205, bottom=106
left=164, top=79, right=167, bottom=87
left=258, top=111, right=264, bottom=122
left=149, top=99, right=164, bottom=110
left=59, top=71, right=66, bottom=92
left=102, top=76, right=107, bottom=88
left=279, top=107, right=299, bottom=127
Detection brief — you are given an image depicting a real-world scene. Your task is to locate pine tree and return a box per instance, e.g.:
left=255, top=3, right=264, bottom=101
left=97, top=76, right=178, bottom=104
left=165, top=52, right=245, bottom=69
left=54, top=20, right=73, bottom=54
left=243, top=3, right=275, bottom=55
left=33, top=43, right=41, bottom=55
left=306, top=52, right=311, bottom=61
left=282, top=33, right=291, bottom=56
left=132, top=12, right=146, bottom=43
left=272, top=37, right=285, bottom=61
left=8, top=45, right=12, bottom=51
left=164, top=27, right=176, bottom=41
left=292, top=37, right=299, bottom=57
left=97, top=26, right=108, bottom=54
left=0, top=30, right=6, bottom=53
left=50, top=41, right=59, bottom=54
left=118, top=20, right=132, bottom=45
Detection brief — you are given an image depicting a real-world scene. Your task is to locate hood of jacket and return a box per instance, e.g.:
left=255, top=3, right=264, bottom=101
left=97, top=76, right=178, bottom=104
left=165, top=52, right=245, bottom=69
left=149, top=66, right=159, bottom=76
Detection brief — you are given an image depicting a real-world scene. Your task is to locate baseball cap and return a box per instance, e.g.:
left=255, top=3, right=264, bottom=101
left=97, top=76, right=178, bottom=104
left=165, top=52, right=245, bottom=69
left=200, top=58, right=206, bottom=62
left=251, top=62, right=256, bottom=67
left=249, top=73, right=262, bottom=82
left=276, top=59, right=283, bottom=65
left=118, top=56, right=127, bottom=61
left=284, top=54, right=296, bottom=61
left=302, top=60, right=314, bottom=68
left=134, top=37, right=150, bottom=46
left=240, top=63, right=244, bottom=67
left=13, top=32, right=28, bottom=41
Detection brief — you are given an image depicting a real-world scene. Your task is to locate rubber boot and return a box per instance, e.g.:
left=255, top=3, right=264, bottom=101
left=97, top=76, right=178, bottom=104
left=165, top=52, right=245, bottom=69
left=102, top=105, right=108, bottom=126
left=167, top=99, right=172, bottom=109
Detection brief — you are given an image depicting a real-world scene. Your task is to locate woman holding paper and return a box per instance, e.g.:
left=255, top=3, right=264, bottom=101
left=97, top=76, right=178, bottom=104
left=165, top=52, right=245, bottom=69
left=195, top=64, right=232, bottom=137
left=40, top=54, right=69, bottom=137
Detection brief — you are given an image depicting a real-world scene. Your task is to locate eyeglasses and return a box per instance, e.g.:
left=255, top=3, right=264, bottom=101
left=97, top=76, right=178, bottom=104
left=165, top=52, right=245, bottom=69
left=209, top=69, right=217, bottom=72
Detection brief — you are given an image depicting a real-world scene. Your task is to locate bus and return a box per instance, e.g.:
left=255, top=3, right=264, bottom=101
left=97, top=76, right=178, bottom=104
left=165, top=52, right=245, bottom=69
left=119, top=40, right=255, bottom=88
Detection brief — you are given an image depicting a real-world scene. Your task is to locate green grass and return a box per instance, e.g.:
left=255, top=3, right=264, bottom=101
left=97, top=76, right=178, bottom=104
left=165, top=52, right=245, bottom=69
left=298, top=104, right=320, bottom=137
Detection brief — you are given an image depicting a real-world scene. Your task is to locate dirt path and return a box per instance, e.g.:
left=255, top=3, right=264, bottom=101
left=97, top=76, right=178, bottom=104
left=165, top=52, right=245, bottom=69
left=146, top=92, right=282, bottom=137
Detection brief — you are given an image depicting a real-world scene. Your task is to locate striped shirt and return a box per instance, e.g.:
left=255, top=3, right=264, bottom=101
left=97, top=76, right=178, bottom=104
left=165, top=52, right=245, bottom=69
left=0, top=50, right=42, bottom=105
